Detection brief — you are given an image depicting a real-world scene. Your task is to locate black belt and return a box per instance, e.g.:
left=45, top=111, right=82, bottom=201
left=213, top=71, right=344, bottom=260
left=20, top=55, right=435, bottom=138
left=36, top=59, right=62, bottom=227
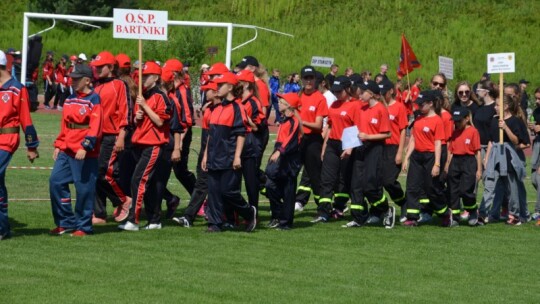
left=67, top=123, right=89, bottom=129
left=0, top=126, right=19, bottom=134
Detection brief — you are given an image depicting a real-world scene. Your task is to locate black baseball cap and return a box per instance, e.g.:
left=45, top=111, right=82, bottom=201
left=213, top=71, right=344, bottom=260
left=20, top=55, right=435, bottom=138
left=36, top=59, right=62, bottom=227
left=70, top=64, right=93, bottom=79
left=300, top=66, right=316, bottom=78
left=236, top=56, right=259, bottom=69
left=452, top=107, right=471, bottom=121
left=315, top=71, right=325, bottom=84
left=349, top=73, right=363, bottom=86
left=415, top=90, right=443, bottom=105
left=379, top=80, right=395, bottom=95
left=359, top=80, right=381, bottom=94
left=330, top=76, right=352, bottom=92
left=519, top=79, right=530, bottom=84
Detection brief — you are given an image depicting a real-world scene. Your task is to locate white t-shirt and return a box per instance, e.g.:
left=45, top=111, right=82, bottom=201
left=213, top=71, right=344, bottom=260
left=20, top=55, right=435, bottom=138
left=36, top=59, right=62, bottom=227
left=322, top=90, right=337, bottom=127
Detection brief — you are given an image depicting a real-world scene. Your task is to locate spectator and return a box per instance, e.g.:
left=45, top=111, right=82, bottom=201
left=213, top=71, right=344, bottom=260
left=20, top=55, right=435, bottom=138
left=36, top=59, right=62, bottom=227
left=284, top=73, right=301, bottom=93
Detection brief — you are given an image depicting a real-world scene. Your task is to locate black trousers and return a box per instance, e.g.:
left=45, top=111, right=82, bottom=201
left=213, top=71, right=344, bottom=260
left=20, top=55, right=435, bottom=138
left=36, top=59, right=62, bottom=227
left=266, top=172, right=297, bottom=228
left=242, top=157, right=260, bottom=210
left=295, top=169, right=314, bottom=205
left=164, top=128, right=196, bottom=202
left=405, top=151, right=448, bottom=220
left=419, top=144, right=449, bottom=215
left=207, top=169, right=253, bottom=228
left=319, top=139, right=351, bottom=217
left=118, top=130, right=135, bottom=196
left=43, top=81, right=55, bottom=107
left=53, top=84, right=69, bottom=107
left=350, top=143, right=388, bottom=223
left=256, top=124, right=270, bottom=190
left=150, top=148, right=173, bottom=224
left=181, top=137, right=208, bottom=224
left=381, top=144, right=406, bottom=206
left=297, top=133, right=323, bottom=205
left=127, top=145, right=162, bottom=224
left=94, top=135, right=127, bottom=218
left=447, top=155, right=477, bottom=214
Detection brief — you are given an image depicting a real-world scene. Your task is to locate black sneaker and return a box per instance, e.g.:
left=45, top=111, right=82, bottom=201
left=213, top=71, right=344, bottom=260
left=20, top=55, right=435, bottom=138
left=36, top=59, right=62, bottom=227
left=245, top=206, right=257, bottom=232
left=206, top=225, right=222, bottom=233
left=166, top=195, right=180, bottom=219
left=267, top=219, right=280, bottom=228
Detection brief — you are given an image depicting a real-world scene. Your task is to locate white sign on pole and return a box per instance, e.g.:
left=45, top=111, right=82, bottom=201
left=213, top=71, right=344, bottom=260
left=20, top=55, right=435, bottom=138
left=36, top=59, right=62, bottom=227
left=113, top=9, right=168, bottom=41
left=487, top=52, right=515, bottom=74
left=438, top=56, right=454, bottom=80
left=311, top=56, right=334, bottom=68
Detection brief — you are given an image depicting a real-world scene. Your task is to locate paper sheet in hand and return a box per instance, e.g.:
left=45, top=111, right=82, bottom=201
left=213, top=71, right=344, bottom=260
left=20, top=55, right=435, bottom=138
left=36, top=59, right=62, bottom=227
left=341, top=126, right=362, bottom=149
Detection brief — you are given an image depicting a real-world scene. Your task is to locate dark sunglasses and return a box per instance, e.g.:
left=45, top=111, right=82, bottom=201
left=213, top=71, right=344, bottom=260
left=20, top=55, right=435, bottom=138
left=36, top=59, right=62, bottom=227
left=432, top=81, right=446, bottom=88
left=458, top=90, right=470, bottom=96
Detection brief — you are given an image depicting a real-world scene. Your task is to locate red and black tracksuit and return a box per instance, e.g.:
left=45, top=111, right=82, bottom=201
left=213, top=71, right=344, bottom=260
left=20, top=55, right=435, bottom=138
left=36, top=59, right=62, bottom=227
left=53, top=63, right=68, bottom=108
left=318, top=99, right=359, bottom=219
left=0, top=78, right=39, bottom=237
left=447, top=126, right=481, bottom=219
left=127, top=86, right=170, bottom=225
left=295, top=90, right=329, bottom=207
left=206, top=98, right=253, bottom=231
left=266, top=115, right=302, bottom=229
left=382, top=101, right=408, bottom=207
left=241, top=94, right=265, bottom=211
left=42, top=60, right=55, bottom=107
left=350, top=102, right=391, bottom=224
left=405, top=114, right=449, bottom=220
left=93, top=78, right=132, bottom=219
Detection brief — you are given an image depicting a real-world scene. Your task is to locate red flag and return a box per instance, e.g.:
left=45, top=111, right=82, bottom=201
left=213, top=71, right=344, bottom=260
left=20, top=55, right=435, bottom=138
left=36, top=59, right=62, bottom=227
left=397, top=34, right=421, bottom=78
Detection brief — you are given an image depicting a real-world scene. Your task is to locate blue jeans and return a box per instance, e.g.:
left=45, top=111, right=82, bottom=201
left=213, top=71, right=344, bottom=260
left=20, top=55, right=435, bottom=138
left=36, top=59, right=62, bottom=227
left=0, top=150, right=13, bottom=237
left=49, top=152, right=98, bottom=233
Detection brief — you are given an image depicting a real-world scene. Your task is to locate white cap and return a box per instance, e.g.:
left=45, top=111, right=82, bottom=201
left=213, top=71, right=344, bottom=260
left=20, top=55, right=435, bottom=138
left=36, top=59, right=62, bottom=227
left=78, top=53, right=87, bottom=61
left=201, top=63, right=210, bottom=70
left=0, top=50, right=6, bottom=65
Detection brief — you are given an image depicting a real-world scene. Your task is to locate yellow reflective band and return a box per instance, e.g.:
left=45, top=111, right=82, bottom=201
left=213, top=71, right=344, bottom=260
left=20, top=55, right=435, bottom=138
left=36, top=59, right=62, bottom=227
left=319, top=198, right=332, bottom=203
left=463, top=204, right=477, bottom=209
left=407, top=209, right=420, bottom=214
left=435, top=206, right=448, bottom=215
left=392, top=194, right=406, bottom=203
left=313, top=195, right=320, bottom=199
left=334, top=193, right=350, bottom=198
left=419, top=199, right=430, bottom=204
left=350, top=204, right=365, bottom=210
left=452, top=209, right=462, bottom=214
left=371, top=194, right=387, bottom=207
left=297, top=186, right=312, bottom=192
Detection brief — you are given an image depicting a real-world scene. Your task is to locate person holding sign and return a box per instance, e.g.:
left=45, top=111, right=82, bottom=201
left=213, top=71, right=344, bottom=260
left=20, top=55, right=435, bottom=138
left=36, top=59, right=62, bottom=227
left=265, top=93, right=302, bottom=230
left=118, top=61, right=170, bottom=231
left=401, top=90, right=455, bottom=227
left=317, top=76, right=359, bottom=223
left=344, top=80, right=394, bottom=229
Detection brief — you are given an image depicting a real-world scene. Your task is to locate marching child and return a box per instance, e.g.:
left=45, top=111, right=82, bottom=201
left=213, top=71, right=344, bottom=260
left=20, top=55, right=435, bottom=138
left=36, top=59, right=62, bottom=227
left=49, top=64, right=102, bottom=236
left=444, top=108, right=482, bottom=226
left=265, top=93, right=302, bottom=230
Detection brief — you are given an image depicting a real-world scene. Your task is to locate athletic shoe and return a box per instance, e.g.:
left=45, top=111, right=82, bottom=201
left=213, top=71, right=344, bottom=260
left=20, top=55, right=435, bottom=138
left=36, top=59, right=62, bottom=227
left=366, top=215, right=381, bottom=225
left=468, top=210, right=479, bottom=226
left=267, top=219, right=280, bottom=228
left=532, top=212, right=540, bottom=221
left=500, top=207, right=509, bottom=220
left=71, top=230, right=88, bottom=237
left=383, top=206, right=396, bottom=229
left=402, top=219, right=418, bottom=227
left=92, top=215, right=107, bottom=225
left=222, top=222, right=236, bottom=230
left=418, top=212, right=433, bottom=224
left=118, top=221, right=139, bottom=231
left=310, top=215, right=328, bottom=223
left=49, top=227, right=73, bottom=235
left=172, top=216, right=191, bottom=228
left=245, top=206, right=257, bottom=232
left=44, top=105, right=50, bottom=109
left=460, top=210, right=470, bottom=221
left=57, top=106, right=63, bottom=111
left=197, top=200, right=207, bottom=217
left=441, top=211, right=458, bottom=227
left=0, top=231, right=11, bottom=240
left=505, top=215, right=522, bottom=226
left=166, top=195, right=180, bottom=219
left=144, top=223, right=162, bottom=230
left=294, top=202, right=304, bottom=212
left=341, top=220, right=362, bottom=228
left=343, top=206, right=349, bottom=213
left=400, top=205, right=407, bottom=223
left=114, top=197, right=132, bottom=222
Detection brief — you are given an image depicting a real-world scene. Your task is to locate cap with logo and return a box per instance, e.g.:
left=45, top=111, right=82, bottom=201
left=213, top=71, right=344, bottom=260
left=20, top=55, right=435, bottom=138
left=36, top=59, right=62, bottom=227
left=115, top=53, right=131, bottom=68
left=70, top=64, right=93, bottom=79
left=205, top=62, right=229, bottom=76
left=452, top=107, right=471, bottom=121
left=379, top=80, right=394, bottom=95
left=162, top=59, right=183, bottom=72
left=330, top=75, right=352, bottom=92
left=415, top=90, right=443, bottom=105
left=359, top=80, right=381, bottom=94
left=213, top=72, right=238, bottom=85
left=236, top=56, right=259, bottom=69
left=277, top=92, right=300, bottom=108
left=300, top=65, right=316, bottom=78
left=91, top=51, right=115, bottom=67
left=142, top=61, right=162, bottom=75
left=235, top=69, right=255, bottom=83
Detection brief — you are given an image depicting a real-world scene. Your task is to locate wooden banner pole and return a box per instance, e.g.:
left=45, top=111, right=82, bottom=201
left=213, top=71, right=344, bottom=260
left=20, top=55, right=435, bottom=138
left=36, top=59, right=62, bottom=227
left=138, top=39, right=142, bottom=96
left=499, top=72, right=504, bottom=144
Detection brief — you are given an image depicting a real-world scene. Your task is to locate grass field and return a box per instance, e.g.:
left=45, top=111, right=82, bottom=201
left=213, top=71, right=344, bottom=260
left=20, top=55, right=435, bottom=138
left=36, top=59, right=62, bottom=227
left=1, top=111, right=539, bottom=303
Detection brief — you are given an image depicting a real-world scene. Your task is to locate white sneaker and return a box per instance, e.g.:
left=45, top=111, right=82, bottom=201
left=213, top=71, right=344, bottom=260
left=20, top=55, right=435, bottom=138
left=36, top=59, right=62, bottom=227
left=366, top=215, right=381, bottom=224
left=118, top=221, right=139, bottom=231
left=57, top=106, right=63, bottom=111
left=172, top=216, right=191, bottom=228
left=383, top=206, right=396, bottom=229
left=294, top=202, right=304, bottom=212
left=342, top=221, right=362, bottom=228
left=144, top=223, right=162, bottom=230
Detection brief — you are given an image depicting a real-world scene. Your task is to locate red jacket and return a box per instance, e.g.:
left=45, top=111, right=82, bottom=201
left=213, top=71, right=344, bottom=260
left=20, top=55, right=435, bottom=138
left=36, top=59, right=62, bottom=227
left=94, top=78, right=131, bottom=135
left=42, top=60, right=54, bottom=81
left=54, top=91, right=103, bottom=158
left=131, top=87, right=170, bottom=146
left=54, top=64, right=67, bottom=85
left=0, top=78, right=39, bottom=153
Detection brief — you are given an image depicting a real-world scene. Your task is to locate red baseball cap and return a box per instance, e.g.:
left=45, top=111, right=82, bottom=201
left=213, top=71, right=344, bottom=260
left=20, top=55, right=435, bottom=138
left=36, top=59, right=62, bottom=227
left=163, top=59, right=183, bottom=72
left=277, top=93, right=300, bottom=108
left=91, top=51, right=115, bottom=66
left=161, top=69, right=175, bottom=82
left=205, top=62, right=229, bottom=75
left=142, top=61, right=162, bottom=75
left=69, top=55, right=78, bottom=61
left=115, top=53, right=131, bottom=68
left=201, top=81, right=218, bottom=91
left=235, top=70, right=255, bottom=83
left=213, top=72, right=238, bottom=85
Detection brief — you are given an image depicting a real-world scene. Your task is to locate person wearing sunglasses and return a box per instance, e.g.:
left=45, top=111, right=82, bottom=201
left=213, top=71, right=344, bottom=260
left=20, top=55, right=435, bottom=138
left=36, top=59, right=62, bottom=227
left=451, top=81, right=480, bottom=116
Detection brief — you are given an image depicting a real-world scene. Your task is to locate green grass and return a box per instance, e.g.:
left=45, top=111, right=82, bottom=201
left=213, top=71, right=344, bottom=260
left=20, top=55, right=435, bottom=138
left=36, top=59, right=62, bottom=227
left=1, top=112, right=539, bottom=303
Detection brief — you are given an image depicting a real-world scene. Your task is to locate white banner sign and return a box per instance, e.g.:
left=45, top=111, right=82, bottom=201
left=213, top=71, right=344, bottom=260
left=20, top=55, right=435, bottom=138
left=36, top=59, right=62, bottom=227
left=113, top=9, right=168, bottom=41
left=438, top=56, right=454, bottom=80
left=311, top=56, right=334, bottom=68
left=487, top=52, right=515, bottom=74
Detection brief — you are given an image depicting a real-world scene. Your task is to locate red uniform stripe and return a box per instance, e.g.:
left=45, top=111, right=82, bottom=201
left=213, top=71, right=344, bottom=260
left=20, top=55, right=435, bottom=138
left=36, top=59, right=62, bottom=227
left=134, top=146, right=160, bottom=224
